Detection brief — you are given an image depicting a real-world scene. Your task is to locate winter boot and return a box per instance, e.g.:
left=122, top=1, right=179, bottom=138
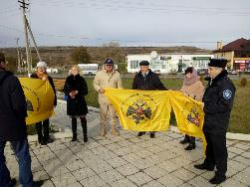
left=72, top=117, right=77, bottom=142
left=81, top=117, right=88, bottom=142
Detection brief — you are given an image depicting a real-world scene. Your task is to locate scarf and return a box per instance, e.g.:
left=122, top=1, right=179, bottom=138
left=183, top=68, right=200, bottom=86
left=36, top=70, right=48, bottom=80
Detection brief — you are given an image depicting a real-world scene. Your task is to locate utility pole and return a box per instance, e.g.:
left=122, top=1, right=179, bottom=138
left=18, top=0, right=31, bottom=76
left=16, top=38, right=21, bottom=72
left=29, top=39, right=33, bottom=70
left=26, top=16, right=42, bottom=62
left=20, top=47, right=24, bottom=71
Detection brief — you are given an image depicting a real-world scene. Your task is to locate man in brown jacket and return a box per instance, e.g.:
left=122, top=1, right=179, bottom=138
left=93, top=59, right=123, bottom=136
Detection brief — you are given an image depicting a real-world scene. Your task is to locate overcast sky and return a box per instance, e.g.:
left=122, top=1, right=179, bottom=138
left=0, top=0, right=250, bottom=49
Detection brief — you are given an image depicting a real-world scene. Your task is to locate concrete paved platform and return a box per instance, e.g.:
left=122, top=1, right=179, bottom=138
left=4, top=100, right=250, bottom=187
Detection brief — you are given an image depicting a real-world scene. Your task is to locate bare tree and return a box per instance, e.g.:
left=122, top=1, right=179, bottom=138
left=71, top=46, right=91, bottom=64
left=102, top=42, right=124, bottom=63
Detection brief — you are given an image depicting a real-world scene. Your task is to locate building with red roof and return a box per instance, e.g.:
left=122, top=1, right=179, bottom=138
left=213, top=38, right=250, bottom=71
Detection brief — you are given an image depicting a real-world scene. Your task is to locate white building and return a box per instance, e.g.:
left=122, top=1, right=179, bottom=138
left=126, top=51, right=214, bottom=74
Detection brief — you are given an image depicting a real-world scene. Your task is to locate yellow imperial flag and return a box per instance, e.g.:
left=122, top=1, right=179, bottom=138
left=169, top=90, right=206, bottom=152
left=169, top=90, right=205, bottom=138
left=19, top=78, right=55, bottom=125
left=104, top=88, right=171, bottom=131
left=105, top=89, right=206, bottom=154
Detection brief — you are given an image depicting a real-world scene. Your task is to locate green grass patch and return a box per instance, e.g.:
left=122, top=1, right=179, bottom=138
left=84, top=77, right=250, bottom=134
left=228, top=80, right=250, bottom=134
left=26, top=125, right=37, bottom=135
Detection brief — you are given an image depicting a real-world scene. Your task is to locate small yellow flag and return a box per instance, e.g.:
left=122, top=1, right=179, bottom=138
left=19, top=78, right=55, bottom=125
left=169, top=91, right=206, bottom=152
left=105, top=88, right=171, bottom=131
left=169, top=90, right=204, bottom=138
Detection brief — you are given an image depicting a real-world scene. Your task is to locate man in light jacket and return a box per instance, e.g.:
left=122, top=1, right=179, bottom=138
left=93, top=59, right=123, bottom=136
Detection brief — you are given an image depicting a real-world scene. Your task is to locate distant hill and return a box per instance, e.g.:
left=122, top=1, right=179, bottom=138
left=1, top=46, right=212, bottom=67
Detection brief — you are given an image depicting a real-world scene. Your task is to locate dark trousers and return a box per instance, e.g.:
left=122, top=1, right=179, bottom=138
left=0, top=139, right=33, bottom=187
left=204, top=132, right=228, bottom=177
left=35, top=119, right=50, bottom=142
left=72, top=117, right=87, bottom=139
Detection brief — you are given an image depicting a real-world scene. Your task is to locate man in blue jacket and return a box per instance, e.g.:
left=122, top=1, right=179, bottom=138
left=194, top=58, right=236, bottom=184
left=0, top=52, right=42, bottom=187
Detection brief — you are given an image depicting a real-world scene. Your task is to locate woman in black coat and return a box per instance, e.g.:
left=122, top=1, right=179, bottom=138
left=63, top=65, right=88, bottom=142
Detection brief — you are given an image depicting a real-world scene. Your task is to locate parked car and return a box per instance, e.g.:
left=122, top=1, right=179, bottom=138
left=47, top=68, right=59, bottom=73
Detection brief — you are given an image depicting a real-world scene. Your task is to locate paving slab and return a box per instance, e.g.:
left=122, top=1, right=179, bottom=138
left=4, top=100, right=249, bottom=187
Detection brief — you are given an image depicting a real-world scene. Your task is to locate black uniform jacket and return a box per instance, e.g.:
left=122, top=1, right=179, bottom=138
left=0, top=70, right=27, bottom=141
left=63, top=74, right=88, bottom=116
left=132, top=69, right=167, bottom=90
left=203, top=70, right=236, bottom=135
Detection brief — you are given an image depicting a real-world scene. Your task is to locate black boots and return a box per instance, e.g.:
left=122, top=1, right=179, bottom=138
left=72, top=118, right=77, bottom=142
left=37, top=134, right=46, bottom=145
left=194, top=163, right=214, bottom=171
left=209, top=175, right=226, bottom=184
left=194, top=164, right=226, bottom=184
left=180, top=134, right=190, bottom=144
left=185, top=136, right=196, bottom=150
left=72, top=117, right=88, bottom=142
left=185, top=143, right=196, bottom=150
left=137, top=132, right=155, bottom=138
left=138, top=132, right=146, bottom=137
left=150, top=132, right=155, bottom=138
left=36, top=120, right=53, bottom=145
left=81, top=117, right=88, bottom=142
left=180, top=135, right=196, bottom=150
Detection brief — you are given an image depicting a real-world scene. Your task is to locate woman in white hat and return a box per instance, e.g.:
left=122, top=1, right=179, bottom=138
left=30, top=61, right=57, bottom=145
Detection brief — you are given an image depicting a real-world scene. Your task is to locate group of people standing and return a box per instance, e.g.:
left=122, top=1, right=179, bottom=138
left=92, top=58, right=236, bottom=185
left=0, top=50, right=235, bottom=186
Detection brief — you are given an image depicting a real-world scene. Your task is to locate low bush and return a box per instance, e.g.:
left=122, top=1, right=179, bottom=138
left=240, top=77, right=247, bottom=87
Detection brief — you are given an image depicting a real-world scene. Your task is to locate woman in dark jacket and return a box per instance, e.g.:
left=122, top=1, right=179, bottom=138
left=64, top=65, right=88, bottom=142
left=31, top=61, right=57, bottom=145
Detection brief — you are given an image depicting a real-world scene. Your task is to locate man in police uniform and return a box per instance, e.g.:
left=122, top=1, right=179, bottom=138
left=194, top=58, right=236, bottom=184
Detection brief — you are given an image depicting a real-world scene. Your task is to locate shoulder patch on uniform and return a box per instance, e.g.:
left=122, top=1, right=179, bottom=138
left=223, top=89, right=232, bottom=100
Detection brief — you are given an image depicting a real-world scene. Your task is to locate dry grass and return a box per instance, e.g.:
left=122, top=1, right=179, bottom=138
left=228, top=80, right=250, bottom=134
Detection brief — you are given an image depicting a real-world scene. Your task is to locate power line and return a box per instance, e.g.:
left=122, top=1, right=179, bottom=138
left=31, top=0, right=250, bottom=11
left=0, top=24, right=234, bottom=46
left=0, top=1, right=18, bottom=12
left=31, top=0, right=250, bottom=16
left=0, top=8, right=20, bottom=14
left=0, top=25, right=24, bottom=33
